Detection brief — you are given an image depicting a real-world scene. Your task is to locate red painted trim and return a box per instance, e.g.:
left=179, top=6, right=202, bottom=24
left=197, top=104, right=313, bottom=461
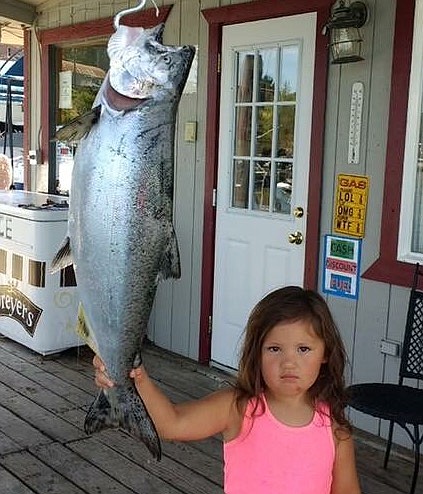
left=198, top=21, right=221, bottom=364
left=304, top=8, right=330, bottom=289
left=199, top=0, right=332, bottom=363
left=39, top=6, right=172, bottom=170
left=23, top=29, right=31, bottom=190
left=39, top=6, right=172, bottom=44
left=202, top=0, right=332, bottom=24
left=362, top=0, right=416, bottom=288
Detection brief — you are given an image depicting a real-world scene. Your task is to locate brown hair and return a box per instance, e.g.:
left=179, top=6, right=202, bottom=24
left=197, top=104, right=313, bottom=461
left=235, top=286, right=351, bottom=432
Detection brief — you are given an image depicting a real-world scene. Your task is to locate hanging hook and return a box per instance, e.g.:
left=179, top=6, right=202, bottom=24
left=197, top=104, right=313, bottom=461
left=113, top=0, right=160, bottom=30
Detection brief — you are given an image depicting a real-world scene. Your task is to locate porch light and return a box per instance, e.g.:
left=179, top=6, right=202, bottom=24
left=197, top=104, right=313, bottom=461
left=324, top=1, right=368, bottom=64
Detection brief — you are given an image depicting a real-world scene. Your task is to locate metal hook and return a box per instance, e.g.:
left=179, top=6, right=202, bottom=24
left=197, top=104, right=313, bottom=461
left=113, top=0, right=160, bottom=30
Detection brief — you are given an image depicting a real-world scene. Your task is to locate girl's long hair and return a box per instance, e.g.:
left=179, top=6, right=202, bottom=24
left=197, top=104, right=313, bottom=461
left=235, top=286, right=351, bottom=433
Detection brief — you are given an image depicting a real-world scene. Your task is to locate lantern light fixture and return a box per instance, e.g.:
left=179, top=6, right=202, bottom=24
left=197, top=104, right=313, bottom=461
left=323, top=1, right=368, bottom=64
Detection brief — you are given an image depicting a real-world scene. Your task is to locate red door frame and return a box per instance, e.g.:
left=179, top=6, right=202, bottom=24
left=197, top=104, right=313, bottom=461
left=198, top=0, right=332, bottom=363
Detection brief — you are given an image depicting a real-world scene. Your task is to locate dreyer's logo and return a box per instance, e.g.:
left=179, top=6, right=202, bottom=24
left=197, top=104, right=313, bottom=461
left=0, top=285, right=43, bottom=336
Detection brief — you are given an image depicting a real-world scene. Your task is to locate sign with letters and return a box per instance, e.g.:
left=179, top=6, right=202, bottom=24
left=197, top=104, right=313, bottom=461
left=0, top=284, right=43, bottom=335
left=333, top=174, right=369, bottom=238
left=322, top=235, right=361, bottom=300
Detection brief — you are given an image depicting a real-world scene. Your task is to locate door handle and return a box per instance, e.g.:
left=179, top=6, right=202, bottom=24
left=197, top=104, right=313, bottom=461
left=293, top=206, right=304, bottom=218
left=288, top=231, right=303, bottom=245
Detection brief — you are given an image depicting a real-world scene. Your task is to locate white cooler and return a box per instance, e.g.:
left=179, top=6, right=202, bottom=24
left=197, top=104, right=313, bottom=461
left=0, top=190, right=82, bottom=355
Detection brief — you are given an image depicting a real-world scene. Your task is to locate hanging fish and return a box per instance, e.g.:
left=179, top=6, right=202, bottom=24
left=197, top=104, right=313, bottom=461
left=53, top=21, right=195, bottom=460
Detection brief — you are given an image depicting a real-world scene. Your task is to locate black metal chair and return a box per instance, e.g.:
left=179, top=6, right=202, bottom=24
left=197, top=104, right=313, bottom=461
left=348, top=263, right=423, bottom=494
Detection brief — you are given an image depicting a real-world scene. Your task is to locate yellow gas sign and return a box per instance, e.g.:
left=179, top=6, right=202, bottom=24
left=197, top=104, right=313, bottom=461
left=333, top=174, right=369, bottom=238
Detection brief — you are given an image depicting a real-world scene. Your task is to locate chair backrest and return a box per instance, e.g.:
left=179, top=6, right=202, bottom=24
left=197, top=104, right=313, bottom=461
left=399, top=263, right=423, bottom=382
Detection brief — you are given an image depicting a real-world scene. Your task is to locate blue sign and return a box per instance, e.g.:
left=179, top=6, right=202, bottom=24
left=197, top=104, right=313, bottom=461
left=322, top=234, right=362, bottom=300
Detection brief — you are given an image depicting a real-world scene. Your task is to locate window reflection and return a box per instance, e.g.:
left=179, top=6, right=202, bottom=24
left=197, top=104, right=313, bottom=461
left=277, top=106, right=295, bottom=158
left=274, top=161, right=292, bottom=214
left=279, top=45, right=298, bottom=102
left=255, top=106, right=273, bottom=157
left=55, top=42, right=108, bottom=195
left=257, top=48, right=277, bottom=102
left=234, top=106, right=252, bottom=156
left=236, top=52, right=254, bottom=103
left=232, top=159, right=250, bottom=209
left=253, top=161, right=270, bottom=211
left=231, top=43, right=299, bottom=214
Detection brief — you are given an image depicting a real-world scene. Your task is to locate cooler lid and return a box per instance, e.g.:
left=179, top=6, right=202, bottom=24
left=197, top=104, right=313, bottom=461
left=0, top=190, right=69, bottom=221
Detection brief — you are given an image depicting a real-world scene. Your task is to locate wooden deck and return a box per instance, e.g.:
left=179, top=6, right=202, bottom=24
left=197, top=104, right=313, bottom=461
left=0, top=335, right=421, bottom=494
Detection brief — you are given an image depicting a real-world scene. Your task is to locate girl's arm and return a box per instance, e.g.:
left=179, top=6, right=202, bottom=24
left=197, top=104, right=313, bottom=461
left=93, top=355, right=237, bottom=442
left=331, top=427, right=362, bottom=494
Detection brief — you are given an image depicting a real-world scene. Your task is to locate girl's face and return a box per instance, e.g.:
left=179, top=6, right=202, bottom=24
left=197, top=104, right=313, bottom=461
left=261, top=319, right=326, bottom=400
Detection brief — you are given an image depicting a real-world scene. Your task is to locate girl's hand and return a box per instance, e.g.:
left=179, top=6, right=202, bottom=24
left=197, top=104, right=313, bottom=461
left=92, top=355, right=146, bottom=388
left=93, top=354, right=114, bottom=389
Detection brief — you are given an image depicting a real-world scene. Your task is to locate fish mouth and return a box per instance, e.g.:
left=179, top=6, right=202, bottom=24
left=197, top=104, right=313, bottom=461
left=105, top=79, right=149, bottom=111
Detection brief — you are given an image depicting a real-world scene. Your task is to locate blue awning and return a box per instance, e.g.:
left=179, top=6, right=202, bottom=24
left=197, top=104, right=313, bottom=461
left=0, top=57, right=24, bottom=103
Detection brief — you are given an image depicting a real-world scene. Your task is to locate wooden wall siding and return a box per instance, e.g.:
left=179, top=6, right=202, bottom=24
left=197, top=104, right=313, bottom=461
left=28, top=0, right=419, bottom=449
left=319, top=0, right=418, bottom=448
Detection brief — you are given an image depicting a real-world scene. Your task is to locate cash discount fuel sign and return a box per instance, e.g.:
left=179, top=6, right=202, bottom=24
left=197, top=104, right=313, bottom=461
left=333, top=174, right=369, bottom=238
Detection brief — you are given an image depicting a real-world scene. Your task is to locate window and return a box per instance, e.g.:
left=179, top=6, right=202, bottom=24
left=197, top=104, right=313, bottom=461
left=54, top=42, right=108, bottom=195
left=362, top=0, right=417, bottom=287
left=398, top=0, right=423, bottom=262
left=231, top=44, right=299, bottom=214
left=39, top=7, right=172, bottom=196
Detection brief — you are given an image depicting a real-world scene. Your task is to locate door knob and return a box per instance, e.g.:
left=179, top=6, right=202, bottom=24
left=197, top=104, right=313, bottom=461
left=288, top=231, right=303, bottom=244
left=293, top=206, right=304, bottom=218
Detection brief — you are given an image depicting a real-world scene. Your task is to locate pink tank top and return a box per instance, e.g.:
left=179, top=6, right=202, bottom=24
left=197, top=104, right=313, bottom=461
left=223, top=396, right=335, bottom=494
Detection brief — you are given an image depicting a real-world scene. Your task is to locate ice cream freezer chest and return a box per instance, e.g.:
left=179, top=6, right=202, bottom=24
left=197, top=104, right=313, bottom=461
left=0, top=190, right=82, bottom=355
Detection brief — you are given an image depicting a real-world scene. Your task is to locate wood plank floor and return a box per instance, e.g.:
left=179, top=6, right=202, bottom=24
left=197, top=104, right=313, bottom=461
left=0, top=335, right=421, bottom=494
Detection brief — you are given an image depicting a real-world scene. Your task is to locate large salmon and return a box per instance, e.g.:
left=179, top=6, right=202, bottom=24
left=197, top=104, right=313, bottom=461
left=52, top=23, right=195, bottom=460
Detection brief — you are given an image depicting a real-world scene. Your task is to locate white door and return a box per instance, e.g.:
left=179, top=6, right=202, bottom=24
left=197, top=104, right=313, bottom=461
left=211, top=14, right=317, bottom=370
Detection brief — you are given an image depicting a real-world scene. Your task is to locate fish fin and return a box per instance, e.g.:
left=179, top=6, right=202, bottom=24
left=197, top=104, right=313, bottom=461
left=157, top=225, right=181, bottom=282
left=150, top=23, right=165, bottom=43
left=51, top=236, right=73, bottom=273
left=55, top=106, right=101, bottom=142
left=85, top=386, right=162, bottom=460
left=75, top=304, right=99, bottom=353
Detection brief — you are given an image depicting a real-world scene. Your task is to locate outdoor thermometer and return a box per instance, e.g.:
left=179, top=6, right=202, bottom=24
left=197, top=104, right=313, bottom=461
left=348, top=82, right=364, bottom=165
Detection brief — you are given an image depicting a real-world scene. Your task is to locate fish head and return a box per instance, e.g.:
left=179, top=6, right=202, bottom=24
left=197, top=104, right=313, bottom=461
left=107, top=24, right=195, bottom=105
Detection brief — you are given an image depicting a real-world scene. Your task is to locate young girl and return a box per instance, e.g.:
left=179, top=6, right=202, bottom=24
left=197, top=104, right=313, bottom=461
left=94, top=286, right=361, bottom=494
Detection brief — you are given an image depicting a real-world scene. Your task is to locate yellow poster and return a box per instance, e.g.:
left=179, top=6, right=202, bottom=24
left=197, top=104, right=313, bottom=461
left=333, top=174, right=369, bottom=238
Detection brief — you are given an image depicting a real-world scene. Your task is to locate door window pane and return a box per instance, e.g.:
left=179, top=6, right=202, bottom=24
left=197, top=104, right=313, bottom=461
left=279, top=45, right=298, bottom=102
left=230, top=43, right=300, bottom=214
left=277, top=106, right=296, bottom=158
left=234, top=106, right=252, bottom=156
left=255, top=106, right=273, bottom=157
left=257, top=48, right=277, bottom=102
left=232, top=159, right=250, bottom=209
left=236, top=52, right=254, bottom=103
left=253, top=161, right=270, bottom=211
left=274, top=161, right=293, bottom=214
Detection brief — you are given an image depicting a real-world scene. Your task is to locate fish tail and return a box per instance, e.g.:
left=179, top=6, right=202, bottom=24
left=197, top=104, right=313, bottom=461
left=84, top=387, right=161, bottom=460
